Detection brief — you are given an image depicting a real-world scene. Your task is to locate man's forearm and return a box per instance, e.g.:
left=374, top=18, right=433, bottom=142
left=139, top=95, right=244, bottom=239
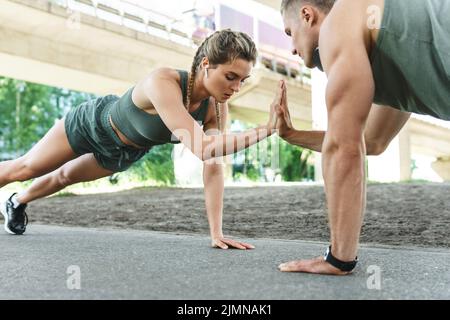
left=281, top=129, right=325, bottom=152
left=322, top=148, right=366, bottom=261
left=282, top=130, right=381, bottom=156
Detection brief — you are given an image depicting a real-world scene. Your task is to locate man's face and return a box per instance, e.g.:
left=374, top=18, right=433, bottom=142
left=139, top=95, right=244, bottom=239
left=282, top=6, right=319, bottom=68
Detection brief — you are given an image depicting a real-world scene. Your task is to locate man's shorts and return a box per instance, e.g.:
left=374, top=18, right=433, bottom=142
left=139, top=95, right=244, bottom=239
left=64, top=95, right=150, bottom=172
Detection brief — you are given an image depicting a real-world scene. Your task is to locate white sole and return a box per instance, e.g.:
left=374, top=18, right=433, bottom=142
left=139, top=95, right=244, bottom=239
left=1, top=201, right=16, bottom=235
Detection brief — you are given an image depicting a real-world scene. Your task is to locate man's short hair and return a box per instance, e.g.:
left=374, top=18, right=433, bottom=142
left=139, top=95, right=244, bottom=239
left=281, top=0, right=336, bottom=15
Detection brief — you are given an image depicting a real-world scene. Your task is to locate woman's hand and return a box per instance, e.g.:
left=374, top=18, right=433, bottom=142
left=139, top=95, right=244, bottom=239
left=266, top=80, right=285, bottom=132
left=211, top=236, right=255, bottom=250
left=276, top=81, right=294, bottom=138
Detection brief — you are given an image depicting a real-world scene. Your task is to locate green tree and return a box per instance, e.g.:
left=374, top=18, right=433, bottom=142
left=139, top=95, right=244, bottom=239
left=0, top=77, right=95, bottom=159
left=129, top=144, right=175, bottom=185
left=279, top=139, right=314, bottom=181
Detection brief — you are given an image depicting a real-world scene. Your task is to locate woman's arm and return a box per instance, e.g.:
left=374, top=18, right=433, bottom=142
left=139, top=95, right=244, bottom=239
left=139, top=69, right=283, bottom=161
left=202, top=101, right=254, bottom=250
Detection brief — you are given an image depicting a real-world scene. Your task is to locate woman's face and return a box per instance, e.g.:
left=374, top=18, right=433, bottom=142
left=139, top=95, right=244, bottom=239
left=203, top=58, right=253, bottom=103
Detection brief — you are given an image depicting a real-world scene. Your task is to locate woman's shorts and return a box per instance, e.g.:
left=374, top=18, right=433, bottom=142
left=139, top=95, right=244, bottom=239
left=64, top=95, right=150, bottom=172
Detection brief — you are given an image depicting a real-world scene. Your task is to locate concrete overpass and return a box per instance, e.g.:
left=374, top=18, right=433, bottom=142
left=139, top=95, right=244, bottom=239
left=0, top=0, right=449, bottom=181
left=0, top=0, right=311, bottom=129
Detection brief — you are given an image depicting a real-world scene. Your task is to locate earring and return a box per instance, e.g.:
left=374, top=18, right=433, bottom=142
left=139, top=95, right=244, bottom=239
left=205, top=67, right=209, bottom=79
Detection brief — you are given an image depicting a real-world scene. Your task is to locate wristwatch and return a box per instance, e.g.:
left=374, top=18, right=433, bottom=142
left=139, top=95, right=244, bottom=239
left=323, top=245, right=358, bottom=272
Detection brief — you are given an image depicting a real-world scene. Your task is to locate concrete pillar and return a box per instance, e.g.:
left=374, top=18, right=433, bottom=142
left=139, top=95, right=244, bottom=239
left=173, top=144, right=204, bottom=187
left=311, top=68, right=328, bottom=182
left=431, top=157, right=450, bottom=181
left=368, top=137, right=401, bottom=182
left=173, top=120, right=204, bottom=187
left=398, top=123, right=412, bottom=181
left=367, top=124, right=412, bottom=182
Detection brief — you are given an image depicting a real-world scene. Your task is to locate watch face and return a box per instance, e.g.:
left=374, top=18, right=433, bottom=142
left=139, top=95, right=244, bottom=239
left=313, top=47, right=323, bottom=72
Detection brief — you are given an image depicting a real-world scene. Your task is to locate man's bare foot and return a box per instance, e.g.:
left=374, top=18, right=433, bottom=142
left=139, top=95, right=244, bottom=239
left=278, top=256, right=352, bottom=275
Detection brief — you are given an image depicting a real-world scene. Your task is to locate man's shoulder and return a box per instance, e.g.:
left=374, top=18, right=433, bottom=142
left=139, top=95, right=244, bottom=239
left=320, top=0, right=374, bottom=51
left=325, top=0, right=367, bottom=30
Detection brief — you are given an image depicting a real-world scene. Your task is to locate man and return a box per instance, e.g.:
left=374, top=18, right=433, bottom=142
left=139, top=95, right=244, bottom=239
left=275, top=0, right=450, bottom=275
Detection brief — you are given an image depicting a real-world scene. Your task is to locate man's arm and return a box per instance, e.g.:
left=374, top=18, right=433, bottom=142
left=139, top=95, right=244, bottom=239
left=279, top=1, right=374, bottom=274
left=321, top=40, right=374, bottom=263
left=277, top=99, right=410, bottom=156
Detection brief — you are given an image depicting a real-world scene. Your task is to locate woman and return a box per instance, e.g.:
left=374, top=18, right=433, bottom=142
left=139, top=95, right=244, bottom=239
left=0, top=29, right=284, bottom=249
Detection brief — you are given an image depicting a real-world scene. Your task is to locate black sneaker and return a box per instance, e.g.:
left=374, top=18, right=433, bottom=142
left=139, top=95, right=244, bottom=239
left=1, top=193, right=28, bottom=235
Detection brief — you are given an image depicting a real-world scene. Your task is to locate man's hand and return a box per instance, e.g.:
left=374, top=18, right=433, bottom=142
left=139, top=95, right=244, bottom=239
left=278, top=257, right=351, bottom=275
left=276, top=80, right=294, bottom=138
left=211, top=236, right=255, bottom=250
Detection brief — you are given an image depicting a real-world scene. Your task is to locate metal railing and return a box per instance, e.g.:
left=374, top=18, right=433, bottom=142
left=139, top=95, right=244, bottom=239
left=51, top=0, right=310, bottom=84
left=52, top=0, right=204, bottom=47
left=258, top=48, right=311, bottom=86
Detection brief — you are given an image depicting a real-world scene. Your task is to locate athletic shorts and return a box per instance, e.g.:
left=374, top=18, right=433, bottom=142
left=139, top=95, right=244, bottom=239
left=64, top=95, right=150, bottom=172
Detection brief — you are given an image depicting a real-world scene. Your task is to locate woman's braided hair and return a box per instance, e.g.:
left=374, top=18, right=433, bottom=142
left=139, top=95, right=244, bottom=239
left=185, top=29, right=257, bottom=132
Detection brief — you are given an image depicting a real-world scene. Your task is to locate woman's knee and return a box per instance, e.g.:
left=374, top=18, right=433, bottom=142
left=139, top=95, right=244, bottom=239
left=55, top=167, right=77, bottom=187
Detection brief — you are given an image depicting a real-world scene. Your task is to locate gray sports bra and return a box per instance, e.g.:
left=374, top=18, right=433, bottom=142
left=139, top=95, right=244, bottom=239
left=109, top=70, right=210, bottom=147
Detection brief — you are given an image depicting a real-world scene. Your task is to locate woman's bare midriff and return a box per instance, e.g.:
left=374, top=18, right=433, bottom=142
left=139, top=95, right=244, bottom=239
left=108, top=116, right=146, bottom=149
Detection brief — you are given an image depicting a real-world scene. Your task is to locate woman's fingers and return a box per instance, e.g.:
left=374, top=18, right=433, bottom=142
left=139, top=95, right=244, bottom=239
left=212, top=239, right=229, bottom=249
left=221, top=238, right=246, bottom=250
left=213, top=238, right=255, bottom=250
left=238, top=241, right=255, bottom=249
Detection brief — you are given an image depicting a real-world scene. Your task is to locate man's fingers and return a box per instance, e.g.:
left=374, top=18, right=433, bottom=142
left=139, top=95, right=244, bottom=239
left=277, top=80, right=284, bottom=104
left=281, top=83, right=292, bottom=118
left=273, top=80, right=283, bottom=105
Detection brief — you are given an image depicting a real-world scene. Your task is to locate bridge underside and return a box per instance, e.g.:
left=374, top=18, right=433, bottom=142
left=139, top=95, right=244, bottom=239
left=1, top=0, right=449, bottom=181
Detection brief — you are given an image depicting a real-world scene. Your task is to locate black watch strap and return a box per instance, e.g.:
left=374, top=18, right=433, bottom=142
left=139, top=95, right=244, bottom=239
left=323, top=245, right=358, bottom=272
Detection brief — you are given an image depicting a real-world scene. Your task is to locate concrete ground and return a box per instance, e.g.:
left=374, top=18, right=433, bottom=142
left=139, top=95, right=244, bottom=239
left=1, top=225, right=449, bottom=300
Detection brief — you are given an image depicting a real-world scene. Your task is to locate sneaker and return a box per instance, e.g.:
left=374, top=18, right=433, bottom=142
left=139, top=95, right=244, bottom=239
left=0, top=193, right=28, bottom=235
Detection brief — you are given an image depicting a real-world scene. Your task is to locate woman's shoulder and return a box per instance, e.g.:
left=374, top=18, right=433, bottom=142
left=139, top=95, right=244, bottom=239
left=136, top=67, right=184, bottom=96
left=148, top=67, right=184, bottom=84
